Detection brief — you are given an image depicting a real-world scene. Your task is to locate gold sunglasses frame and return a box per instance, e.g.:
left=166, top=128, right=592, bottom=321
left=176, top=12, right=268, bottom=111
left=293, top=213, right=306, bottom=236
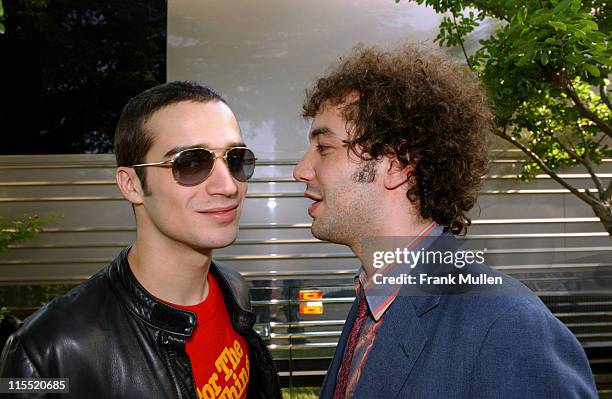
left=130, top=146, right=257, bottom=184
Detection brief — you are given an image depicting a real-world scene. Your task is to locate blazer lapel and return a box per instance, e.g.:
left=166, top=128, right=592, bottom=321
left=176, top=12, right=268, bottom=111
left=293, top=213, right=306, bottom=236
left=351, top=294, right=439, bottom=399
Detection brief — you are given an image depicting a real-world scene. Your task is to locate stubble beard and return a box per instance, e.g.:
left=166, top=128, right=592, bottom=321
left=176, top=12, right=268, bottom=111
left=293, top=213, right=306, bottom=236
left=310, top=160, right=378, bottom=247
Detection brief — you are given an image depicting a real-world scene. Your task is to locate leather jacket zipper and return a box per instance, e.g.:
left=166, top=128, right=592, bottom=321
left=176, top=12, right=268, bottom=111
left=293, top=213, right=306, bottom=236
left=251, top=330, right=283, bottom=399
left=160, top=332, right=188, bottom=399
left=213, top=269, right=283, bottom=399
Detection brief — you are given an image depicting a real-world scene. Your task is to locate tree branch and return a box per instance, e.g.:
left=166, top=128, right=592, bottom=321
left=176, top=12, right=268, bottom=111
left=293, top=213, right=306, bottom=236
left=556, top=77, right=612, bottom=138
left=493, top=128, right=600, bottom=207
left=451, top=12, right=472, bottom=69
left=546, top=130, right=605, bottom=198
left=595, top=132, right=608, bottom=146
left=573, top=122, right=606, bottom=197
left=605, top=179, right=612, bottom=201
left=600, top=84, right=612, bottom=113
left=469, top=0, right=510, bottom=22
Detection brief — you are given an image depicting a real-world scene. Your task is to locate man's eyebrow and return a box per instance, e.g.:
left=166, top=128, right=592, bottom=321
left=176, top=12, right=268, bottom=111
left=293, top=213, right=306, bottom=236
left=309, top=127, right=337, bottom=141
left=309, top=127, right=351, bottom=146
left=163, top=142, right=246, bottom=158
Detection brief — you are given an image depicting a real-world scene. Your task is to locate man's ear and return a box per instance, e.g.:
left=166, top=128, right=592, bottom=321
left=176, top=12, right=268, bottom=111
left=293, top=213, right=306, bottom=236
left=383, top=156, right=413, bottom=190
left=116, top=167, right=145, bottom=205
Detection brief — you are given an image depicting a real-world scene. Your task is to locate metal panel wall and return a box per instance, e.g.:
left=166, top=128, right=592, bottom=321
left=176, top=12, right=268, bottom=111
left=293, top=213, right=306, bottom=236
left=1, top=152, right=609, bottom=283
left=1, top=152, right=611, bottom=393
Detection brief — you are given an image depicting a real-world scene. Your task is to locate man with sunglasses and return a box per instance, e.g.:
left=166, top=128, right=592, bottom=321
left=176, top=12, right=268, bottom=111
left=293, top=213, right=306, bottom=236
left=0, top=81, right=282, bottom=399
left=294, top=45, right=597, bottom=398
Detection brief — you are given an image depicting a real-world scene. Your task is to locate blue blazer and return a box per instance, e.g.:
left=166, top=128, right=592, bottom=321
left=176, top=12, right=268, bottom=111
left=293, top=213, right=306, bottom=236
left=319, top=252, right=598, bottom=398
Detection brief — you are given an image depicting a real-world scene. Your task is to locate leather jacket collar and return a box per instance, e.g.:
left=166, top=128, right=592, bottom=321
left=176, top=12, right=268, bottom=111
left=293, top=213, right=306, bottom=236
left=106, top=246, right=255, bottom=338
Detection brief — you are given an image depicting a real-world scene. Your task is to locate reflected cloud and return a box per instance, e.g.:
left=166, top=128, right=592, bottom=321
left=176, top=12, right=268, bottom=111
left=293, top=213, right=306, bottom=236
left=167, top=35, right=200, bottom=48
left=240, top=119, right=278, bottom=158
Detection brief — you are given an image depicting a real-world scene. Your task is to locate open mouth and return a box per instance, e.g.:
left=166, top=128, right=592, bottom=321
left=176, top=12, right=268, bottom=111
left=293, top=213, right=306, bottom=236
left=304, top=192, right=323, bottom=217
left=307, top=199, right=322, bottom=217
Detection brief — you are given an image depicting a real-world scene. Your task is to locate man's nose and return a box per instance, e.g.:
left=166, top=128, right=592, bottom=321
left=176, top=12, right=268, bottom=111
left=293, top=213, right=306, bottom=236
left=293, top=153, right=315, bottom=183
left=205, top=159, right=240, bottom=196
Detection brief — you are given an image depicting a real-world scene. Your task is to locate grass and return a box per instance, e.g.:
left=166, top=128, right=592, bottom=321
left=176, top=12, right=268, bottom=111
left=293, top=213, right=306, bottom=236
left=281, top=386, right=319, bottom=399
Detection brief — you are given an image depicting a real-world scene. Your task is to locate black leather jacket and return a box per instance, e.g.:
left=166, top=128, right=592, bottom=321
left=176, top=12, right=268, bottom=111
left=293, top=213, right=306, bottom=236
left=0, top=247, right=282, bottom=399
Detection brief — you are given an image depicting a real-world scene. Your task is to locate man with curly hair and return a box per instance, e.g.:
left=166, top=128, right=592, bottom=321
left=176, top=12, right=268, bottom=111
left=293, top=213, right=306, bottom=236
left=293, top=44, right=597, bottom=398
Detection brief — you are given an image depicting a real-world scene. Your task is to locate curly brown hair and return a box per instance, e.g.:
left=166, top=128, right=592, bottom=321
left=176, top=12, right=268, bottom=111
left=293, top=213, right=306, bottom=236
left=303, top=44, right=491, bottom=235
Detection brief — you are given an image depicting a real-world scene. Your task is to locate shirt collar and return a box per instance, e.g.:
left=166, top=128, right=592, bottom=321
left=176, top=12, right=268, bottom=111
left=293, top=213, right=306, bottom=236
left=355, top=222, right=443, bottom=321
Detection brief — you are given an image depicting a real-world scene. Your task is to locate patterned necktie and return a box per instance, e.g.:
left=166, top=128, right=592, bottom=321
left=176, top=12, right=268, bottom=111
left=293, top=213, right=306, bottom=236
left=333, top=291, right=369, bottom=399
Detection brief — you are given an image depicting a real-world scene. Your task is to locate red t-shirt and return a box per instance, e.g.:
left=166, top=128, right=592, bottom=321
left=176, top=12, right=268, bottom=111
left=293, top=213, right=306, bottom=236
left=168, top=273, right=250, bottom=399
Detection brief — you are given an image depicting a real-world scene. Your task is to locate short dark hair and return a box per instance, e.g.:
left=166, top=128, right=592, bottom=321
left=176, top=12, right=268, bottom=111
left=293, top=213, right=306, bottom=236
left=303, top=44, right=492, bottom=235
left=114, top=80, right=227, bottom=191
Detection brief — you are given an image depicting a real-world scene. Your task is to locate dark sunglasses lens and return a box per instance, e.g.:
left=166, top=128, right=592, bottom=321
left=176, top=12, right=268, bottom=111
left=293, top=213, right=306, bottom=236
left=172, top=149, right=214, bottom=185
left=226, top=148, right=256, bottom=182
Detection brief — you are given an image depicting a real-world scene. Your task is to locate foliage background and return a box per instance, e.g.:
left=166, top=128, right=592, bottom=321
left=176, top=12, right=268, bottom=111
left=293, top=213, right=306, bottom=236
left=0, top=0, right=166, bottom=154
left=399, top=0, right=612, bottom=235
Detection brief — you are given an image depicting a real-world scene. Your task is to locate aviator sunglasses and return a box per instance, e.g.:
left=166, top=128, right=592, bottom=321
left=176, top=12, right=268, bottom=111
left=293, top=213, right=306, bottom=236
left=131, top=146, right=257, bottom=186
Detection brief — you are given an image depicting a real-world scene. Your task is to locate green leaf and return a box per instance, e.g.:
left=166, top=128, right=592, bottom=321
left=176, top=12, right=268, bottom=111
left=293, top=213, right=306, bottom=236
left=0, top=1, right=3, bottom=18
left=593, top=56, right=612, bottom=66
left=553, top=0, right=572, bottom=14
left=0, top=23, right=4, bottom=35
left=569, top=0, right=581, bottom=12
left=549, top=21, right=566, bottom=31
left=582, top=20, right=598, bottom=32
left=541, top=52, right=550, bottom=65
left=573, top=29, right=586, bottom=39
left=516, top=53, right=534, bottom=66
left=584, top=63, right=600, bottom=76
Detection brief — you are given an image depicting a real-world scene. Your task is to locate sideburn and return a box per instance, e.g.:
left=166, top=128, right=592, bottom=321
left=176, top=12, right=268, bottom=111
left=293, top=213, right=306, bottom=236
left=352, top=160, right=377, bottom=183
left=135, top=168, right=152, bottom=196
